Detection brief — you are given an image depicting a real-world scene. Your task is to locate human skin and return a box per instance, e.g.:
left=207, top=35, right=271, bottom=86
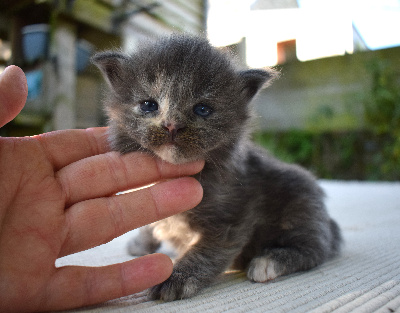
left=0, top=66, right=204, bottom=312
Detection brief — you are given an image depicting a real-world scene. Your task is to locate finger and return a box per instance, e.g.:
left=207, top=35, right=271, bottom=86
left=0, top=66, right=28, bottom=127
left=34, top=127, right=110, bottom=171
left=45, top=254, right=172, bottom=311
left=57, top=150, right=204, bottom=206
left=60, top=177, right=203, bottom=256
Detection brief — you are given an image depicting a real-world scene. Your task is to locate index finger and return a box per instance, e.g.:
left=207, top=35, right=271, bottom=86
left=34, top=127, right=110, bottom=170
left=57, top=151, right=204, bottom=206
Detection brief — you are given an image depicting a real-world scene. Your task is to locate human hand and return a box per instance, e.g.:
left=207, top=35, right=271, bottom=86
left=0, top=66, right=204, bottom=312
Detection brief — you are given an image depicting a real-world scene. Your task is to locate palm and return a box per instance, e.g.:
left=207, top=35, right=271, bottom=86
left=0, top=137, right=66, bottom=308
left=0, top=137, right=65, bottom=305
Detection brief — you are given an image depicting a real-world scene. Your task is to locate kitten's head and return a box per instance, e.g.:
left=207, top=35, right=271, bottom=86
left=93, top=35, right=277, bottom=164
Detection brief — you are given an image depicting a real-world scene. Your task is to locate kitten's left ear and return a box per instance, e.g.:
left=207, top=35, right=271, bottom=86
left=239, top=68, right=279, bottom=101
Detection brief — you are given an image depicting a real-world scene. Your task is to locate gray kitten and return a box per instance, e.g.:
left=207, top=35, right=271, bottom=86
left=92, top=35, right=342, bottom=301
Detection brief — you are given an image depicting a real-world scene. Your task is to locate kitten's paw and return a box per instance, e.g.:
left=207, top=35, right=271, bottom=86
left=127, top=237, right=155, bottom=256
left=247, top=257, right=282, bottom=283
left=149, top=271, right=201, bottom=301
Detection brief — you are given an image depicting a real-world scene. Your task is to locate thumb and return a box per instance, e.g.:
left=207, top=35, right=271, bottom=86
left=0, top=65, right=28, bottom=128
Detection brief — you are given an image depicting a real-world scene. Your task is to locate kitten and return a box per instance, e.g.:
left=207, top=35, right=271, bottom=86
left=92, top=35, right=342, bottom=301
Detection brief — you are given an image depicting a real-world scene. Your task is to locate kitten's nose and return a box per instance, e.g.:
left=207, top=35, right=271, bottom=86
left=162, top=121, right=186, bottom=141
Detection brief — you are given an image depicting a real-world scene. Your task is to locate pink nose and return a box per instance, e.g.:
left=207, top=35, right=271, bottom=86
left=162, top=121, right=186, bottom=141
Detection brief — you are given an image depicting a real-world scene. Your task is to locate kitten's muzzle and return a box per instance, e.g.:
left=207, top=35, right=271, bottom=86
left=162, top=121, right=186, bottom=142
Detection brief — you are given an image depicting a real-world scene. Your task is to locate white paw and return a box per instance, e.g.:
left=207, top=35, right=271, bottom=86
left=247, top=257, right=279, bottom=283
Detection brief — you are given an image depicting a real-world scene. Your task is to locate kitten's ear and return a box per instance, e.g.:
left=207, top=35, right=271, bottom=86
left=91, top=51, right=129, bottom=92
left=239, top=68, right=279, bottom=101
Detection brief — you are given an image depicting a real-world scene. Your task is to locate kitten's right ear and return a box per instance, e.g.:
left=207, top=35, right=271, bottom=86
left=239, top=68, right=279, bottom=102
left=91, top=51, right=129, bottom=92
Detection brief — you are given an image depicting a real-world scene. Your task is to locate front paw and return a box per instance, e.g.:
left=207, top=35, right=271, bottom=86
left=149, top=271, right=202, bottom=301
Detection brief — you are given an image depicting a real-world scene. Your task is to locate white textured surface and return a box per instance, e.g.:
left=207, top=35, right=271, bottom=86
left=58, top=181, right=400, bottom=312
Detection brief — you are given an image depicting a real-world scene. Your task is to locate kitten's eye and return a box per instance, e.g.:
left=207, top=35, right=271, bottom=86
left=140, top=100, right=158, bottom=113
left=193, top=104, right=213, bottom=117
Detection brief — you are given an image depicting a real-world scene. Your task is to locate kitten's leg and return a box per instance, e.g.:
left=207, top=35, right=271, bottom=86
left=127, top=225, right=160, bottom=256
left=247, top=220, right=341, bottom=283
left=247, top=248, right=316, bottom=282
left=149, top=238, right=243, bottom=301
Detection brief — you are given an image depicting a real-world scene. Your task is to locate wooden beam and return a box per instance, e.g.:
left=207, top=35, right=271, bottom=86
left=68, top=0, right=114, bottom=34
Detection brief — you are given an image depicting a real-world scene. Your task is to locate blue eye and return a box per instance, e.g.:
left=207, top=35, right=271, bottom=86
left=140, top=100, right=158, bottom=113
left=193, top=104, right=213, bottom=117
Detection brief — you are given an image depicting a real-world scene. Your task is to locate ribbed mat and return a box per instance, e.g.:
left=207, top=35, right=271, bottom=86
left=58, top=181, right=400, bottom=313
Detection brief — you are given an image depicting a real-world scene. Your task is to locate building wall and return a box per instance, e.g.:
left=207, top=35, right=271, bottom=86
left=253, top=46, right=400, bottom=132
left=122, top=0, right=205, bottom=52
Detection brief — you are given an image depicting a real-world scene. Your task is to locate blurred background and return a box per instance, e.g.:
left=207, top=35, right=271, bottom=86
left=0, top=0, right=399, bottom=180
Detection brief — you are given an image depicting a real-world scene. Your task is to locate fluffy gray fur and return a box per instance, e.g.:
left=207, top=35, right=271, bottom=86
left=92, top=35, right=342, bottom=301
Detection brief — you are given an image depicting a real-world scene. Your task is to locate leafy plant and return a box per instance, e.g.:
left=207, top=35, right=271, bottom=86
left=363, top=59, right=400, bottom=180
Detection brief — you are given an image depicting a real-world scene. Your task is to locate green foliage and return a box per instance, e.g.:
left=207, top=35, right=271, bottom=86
left=253, top=131, right=365, bottom=180
left=253, top=129, right=399, bottom=181
left=253, top=130, right=314, bottom=165
left=364, top=59, right=400, bottom=133
left=363, top=59, right=400, bottom=180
